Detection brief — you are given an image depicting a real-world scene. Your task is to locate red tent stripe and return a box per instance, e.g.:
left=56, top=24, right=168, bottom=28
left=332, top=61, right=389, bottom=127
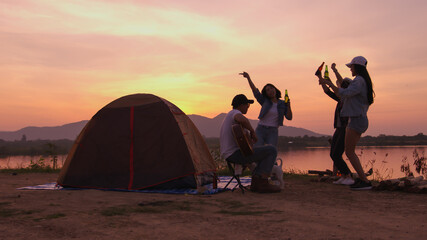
left=128, top=106, right=135, bottom=190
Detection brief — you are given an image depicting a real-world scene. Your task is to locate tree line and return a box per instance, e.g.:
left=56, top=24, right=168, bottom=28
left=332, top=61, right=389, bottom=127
left=0, top=139, right=73, bottom=157
left=206, top=133, right=427, bottom=150
left=277, top=133, right=427, bottom=149
left=1, top=133, right=426, bottom=156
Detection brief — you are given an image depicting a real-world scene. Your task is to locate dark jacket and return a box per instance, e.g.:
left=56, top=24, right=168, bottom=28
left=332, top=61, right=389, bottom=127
left=325, top=90, right=348, bottom=128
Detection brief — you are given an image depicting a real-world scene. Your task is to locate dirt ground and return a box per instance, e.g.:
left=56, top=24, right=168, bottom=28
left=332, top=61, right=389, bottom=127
left=0, top=173, right=426, bottom=240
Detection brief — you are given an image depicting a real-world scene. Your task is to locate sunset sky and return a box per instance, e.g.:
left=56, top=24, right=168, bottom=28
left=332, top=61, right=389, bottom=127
left=1, top=0, right=426, bottom=136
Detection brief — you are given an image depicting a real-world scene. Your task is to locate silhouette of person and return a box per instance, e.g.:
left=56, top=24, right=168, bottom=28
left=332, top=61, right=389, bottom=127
left=241, top=72, right=292, bottom=147
left=219, top=94, right=281, bottom=193
left=319, top=56, right=375, bottom=190
left=318, top=73, right=354, bottom=185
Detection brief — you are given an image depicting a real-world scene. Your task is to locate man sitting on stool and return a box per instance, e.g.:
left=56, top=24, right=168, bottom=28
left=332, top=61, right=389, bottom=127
left=219, top=94, right=281, bottom=193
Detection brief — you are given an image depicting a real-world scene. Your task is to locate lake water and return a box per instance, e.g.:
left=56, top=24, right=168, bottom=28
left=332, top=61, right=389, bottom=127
left=1, top=146, right=425, bottom=179
left=279, top=146, right=426, bottom=179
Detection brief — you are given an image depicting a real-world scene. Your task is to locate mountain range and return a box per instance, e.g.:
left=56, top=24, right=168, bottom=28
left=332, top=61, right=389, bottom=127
left=0, top=114, right=324, bottom=141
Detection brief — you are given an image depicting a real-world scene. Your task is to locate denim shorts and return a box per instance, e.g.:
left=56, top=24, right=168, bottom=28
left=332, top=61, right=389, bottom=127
left=347, top=115, right=369, bottom=134
left=255, top=124, right=279, bottom=147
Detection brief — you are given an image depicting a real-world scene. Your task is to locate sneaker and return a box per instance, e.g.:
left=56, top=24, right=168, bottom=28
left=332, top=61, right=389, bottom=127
left=340, top=177, right=355, bottom=185
left=333, top=177, right=355, bottom=185
left=350, top=178, right=362, bottom=187
left=333, top=177, right=345, bottom=185
left=350, top=180, right=372, bottom=190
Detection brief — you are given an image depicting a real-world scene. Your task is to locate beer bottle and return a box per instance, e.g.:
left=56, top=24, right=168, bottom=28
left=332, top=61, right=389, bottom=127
left=284, top=89, right=289, bottom=103
left=315, top=62, right=324, bottom=76
left=324, top=65, right=329, bottom=80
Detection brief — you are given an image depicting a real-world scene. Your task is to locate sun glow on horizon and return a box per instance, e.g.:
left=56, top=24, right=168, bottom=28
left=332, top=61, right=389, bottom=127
left=1, top=1, right=427, bottom=136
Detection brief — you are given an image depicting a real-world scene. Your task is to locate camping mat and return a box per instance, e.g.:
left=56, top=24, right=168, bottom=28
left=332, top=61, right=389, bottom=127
left=17, top=176, right=251, bottom=195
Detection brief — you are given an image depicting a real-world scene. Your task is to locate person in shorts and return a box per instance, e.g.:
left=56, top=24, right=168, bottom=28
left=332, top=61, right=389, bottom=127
left=319, top=56, right=375, bottom=190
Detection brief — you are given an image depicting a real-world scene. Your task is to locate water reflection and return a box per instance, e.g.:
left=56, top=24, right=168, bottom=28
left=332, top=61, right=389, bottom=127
left=280, top=146, right=425, bottom=178
left=1, top=146, right=425, bottom=179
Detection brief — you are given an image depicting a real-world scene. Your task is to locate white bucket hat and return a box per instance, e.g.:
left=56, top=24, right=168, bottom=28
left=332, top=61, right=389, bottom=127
left=346, top=56, right=367, bottom=68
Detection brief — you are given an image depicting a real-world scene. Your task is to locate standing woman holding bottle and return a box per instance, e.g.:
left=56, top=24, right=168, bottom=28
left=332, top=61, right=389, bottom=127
left=319, top=56, right=375, bottom=190
left=240, top=72, right=292, bottom=147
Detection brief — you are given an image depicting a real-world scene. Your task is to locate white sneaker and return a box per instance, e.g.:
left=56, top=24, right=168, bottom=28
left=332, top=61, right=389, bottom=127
left=333, top=177, right=345, bottom=184
left=340, top=177, right=355, bottom=185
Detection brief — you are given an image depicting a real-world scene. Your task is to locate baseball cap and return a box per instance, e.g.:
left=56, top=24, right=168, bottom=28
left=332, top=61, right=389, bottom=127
left=346, top=56, right=368, bottom=68
left=231, top=94, right=254, bottom=108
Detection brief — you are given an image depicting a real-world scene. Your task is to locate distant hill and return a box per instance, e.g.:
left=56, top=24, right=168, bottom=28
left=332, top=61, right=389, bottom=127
left=0, top=114, right=324, bottom=141
left=0, top=121, right=89, bottom=141
left=189, top=114, right=324, bottom=138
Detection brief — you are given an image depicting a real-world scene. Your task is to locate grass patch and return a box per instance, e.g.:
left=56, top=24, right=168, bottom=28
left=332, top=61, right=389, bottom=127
left=136, top=200, right=174, bottom=214
left=0, top=202, right=12, bottom=207
left=101, top=201, right=197, bottom=217
left=0, top=208, right=19, bottom=217
left=101, top=206, right=131, bottom=216
left=33, top=213, right=66, bottom=221
left=134, top=207, right=165, bottom=214
left=0, top=209, right=36, bottom=218
left=137, top=201, right=193, bottom=213
left=0, top=202, right=38, bottom=218
left=217, top=209, right=278, bottom=216
left=45, top=213, right=66, bottom=219
left=214, top=199, right=245, bottom=209
left=21, top=210, right=38, bottom=215
left=214, top=198, right=282, bottom=216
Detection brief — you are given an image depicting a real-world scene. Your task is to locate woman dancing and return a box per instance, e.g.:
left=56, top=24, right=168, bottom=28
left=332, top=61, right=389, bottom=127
left=319, top=56, right=374, bottom=190
left=241, top=72, right=292, bottom=147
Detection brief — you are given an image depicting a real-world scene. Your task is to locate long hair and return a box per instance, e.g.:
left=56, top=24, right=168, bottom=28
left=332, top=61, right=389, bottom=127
left=261, top=83, right=282, bottom=100
left=354, top=64, right=374, bottom=105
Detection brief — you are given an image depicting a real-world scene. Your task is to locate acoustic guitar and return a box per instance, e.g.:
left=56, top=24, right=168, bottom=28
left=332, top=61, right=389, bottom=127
left=232, top=124, right=254, bottom=156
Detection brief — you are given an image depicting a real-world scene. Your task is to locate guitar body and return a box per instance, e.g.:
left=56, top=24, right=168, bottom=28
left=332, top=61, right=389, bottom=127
left=232, top=124, right=254, bottom=156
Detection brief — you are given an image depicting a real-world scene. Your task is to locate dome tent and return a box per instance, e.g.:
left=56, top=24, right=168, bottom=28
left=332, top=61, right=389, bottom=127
left=57, top=94, right=217, bottom=190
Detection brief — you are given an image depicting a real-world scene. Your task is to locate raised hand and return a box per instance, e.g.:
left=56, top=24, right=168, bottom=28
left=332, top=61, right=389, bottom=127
left=319, top=77, right=332, bottom=86
left=331, top=63, right=337, bottom=71
left=239, top=71, right=250, bottom=79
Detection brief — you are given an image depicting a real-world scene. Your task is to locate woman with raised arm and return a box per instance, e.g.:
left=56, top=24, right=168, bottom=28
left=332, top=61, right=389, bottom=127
left=318, top=72, right=354, bottom=185
left=240, top=72, right=292, bottom=147
left=319, top=56, right=375, bottom=190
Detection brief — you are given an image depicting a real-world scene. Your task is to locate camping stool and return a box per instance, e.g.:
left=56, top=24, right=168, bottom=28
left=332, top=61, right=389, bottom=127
left=223, top=161, right=249, bottom=193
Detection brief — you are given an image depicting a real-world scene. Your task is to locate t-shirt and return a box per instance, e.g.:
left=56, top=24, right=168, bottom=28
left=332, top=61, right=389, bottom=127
left=258, top=102, right=279, bottom=127
left=219, top=109, right=241, bottom=159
